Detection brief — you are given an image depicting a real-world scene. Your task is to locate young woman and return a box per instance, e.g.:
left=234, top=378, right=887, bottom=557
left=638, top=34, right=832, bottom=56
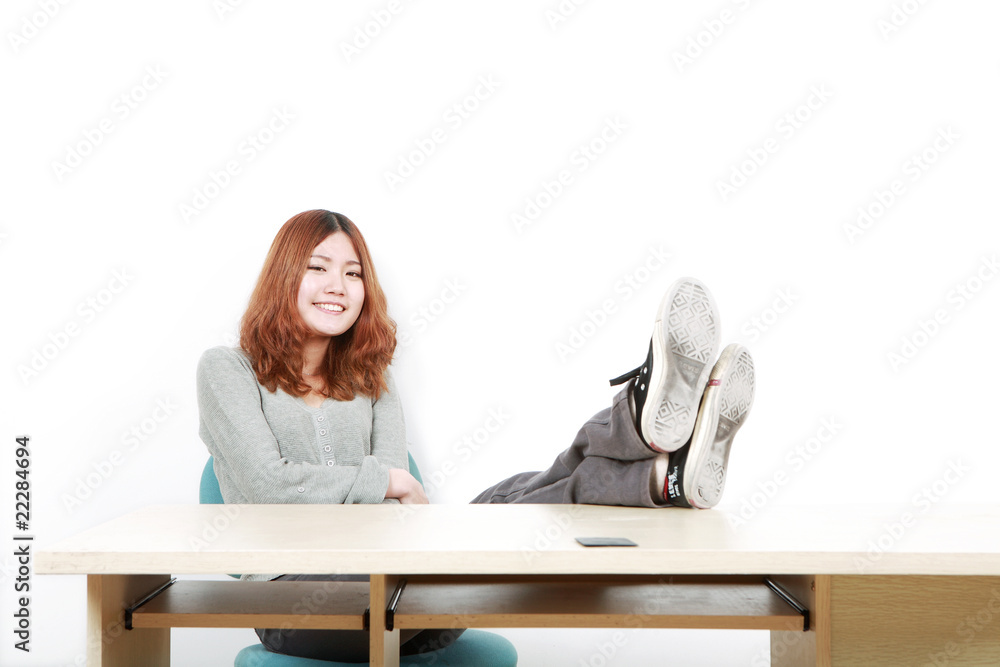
left=196, top=209, right=755, bottom=661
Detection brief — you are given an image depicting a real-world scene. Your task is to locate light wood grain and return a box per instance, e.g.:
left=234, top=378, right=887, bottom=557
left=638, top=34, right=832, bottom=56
left=37, top=504, right=1000, bottom=667
left=88, top=574, right=170, bottom=667
left=129, top=580, right=368, bottom=629
left=814, top=575, right=831, bottom=667
left=392, top=576, right=805, bottom=630
left=36, top=504, right=1000, bottom=576
left=829, top=575, right=1000, bottom=666
left=370, top=574, right=401, bottom=667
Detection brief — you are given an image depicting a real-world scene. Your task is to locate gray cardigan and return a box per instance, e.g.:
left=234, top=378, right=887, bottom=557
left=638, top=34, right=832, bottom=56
left=196, top=345, right=408, bottom=581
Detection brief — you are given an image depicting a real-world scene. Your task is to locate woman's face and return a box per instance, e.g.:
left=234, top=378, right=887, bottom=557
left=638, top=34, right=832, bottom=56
left=296, top=231, right=365, bottom=339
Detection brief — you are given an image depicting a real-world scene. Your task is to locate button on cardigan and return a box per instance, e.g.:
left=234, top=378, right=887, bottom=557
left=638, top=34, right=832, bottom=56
left=196, top=345, right=408, bottom=581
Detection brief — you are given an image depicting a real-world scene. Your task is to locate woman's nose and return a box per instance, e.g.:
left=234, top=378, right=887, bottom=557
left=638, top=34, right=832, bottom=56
left=325, top=275, right=345, bottom=294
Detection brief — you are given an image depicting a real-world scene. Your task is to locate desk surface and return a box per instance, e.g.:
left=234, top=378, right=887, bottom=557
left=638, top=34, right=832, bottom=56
left=36, top=503, right=1000, bottom=576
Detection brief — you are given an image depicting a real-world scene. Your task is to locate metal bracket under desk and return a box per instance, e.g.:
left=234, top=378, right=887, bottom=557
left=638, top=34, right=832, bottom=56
left=384, top=578, right=408, bottom=631
left=125, top=577, right=177, bottom=630
left=763, top=576, right=810, bottom=632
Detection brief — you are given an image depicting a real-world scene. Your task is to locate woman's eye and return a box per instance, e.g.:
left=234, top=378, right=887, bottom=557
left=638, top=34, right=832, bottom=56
left=308, top=265, right=325, bottom=272
left=347, top=271, right=362, bottom=278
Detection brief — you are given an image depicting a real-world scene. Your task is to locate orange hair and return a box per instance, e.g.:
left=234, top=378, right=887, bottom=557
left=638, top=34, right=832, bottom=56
left=239, top=210, right=396, bottom=401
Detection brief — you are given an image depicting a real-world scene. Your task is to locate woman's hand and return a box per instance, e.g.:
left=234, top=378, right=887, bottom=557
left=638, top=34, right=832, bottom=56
left=386, top=468, right=429, bottom=504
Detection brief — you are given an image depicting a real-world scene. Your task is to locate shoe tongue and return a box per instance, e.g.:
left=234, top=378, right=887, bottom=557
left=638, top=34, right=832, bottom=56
left=665, top=446, right=692, bottom=508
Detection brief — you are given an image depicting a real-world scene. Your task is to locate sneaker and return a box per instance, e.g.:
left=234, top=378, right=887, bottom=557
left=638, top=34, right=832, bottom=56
left=665, top=343, right=755, bottom=509
left=609, top=277, right=720, bottom=453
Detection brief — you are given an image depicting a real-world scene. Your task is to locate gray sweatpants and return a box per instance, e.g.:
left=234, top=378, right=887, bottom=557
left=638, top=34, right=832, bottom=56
left=471, top=380, right=667, bottom=508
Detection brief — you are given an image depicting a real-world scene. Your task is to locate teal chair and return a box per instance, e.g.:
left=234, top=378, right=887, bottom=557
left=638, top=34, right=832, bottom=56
left=199, top=455, right=518, bottom=667
left=232, top=631, right=518, bottom=667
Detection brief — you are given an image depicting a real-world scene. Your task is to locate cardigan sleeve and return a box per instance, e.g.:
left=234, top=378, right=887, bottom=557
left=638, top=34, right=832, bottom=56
left=371, top=371, right=409, bottom=470
left=369, top=370, right=410, bottom=504
left=196, top=346, right=390, bottom=505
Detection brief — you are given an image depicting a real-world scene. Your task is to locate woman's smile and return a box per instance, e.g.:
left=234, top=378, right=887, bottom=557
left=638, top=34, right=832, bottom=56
left=314, top=302, right=346, bottom=313
left=297, top=231, right=365, bottom=339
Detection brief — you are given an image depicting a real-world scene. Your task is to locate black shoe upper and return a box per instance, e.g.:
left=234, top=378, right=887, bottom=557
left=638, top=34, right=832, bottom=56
left=609, top=340, right=654, bottom=448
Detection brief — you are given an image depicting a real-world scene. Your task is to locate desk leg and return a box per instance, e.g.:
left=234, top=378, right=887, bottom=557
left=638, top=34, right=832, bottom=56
left=369, top=574, right=401, bottom=667
left=87, top=574, right=170, bottom=667
left=827, top=575, right=1000, bottom=666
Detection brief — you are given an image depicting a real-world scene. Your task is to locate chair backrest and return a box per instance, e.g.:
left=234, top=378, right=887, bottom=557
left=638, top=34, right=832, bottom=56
left=200, top=457, right=225, bottom=504
left=406, top=451, right=422, bottom=485
left=200, top=452, right=422, bottom=504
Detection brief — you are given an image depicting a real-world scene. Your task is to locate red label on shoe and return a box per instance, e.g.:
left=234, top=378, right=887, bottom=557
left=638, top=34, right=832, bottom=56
left=709, top=379, right=721, bottom=386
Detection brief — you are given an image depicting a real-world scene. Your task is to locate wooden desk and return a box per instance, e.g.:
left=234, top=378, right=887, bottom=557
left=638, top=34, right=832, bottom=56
left=37, top=504, right=1000, bottom=666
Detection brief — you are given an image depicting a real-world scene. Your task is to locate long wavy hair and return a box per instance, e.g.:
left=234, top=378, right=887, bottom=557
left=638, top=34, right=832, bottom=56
left=239, top=210, right=396, bottom=401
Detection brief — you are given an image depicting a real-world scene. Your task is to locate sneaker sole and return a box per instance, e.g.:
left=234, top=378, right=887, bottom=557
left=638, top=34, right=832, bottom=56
left=682, top=344, right=755, bottom=509
left=642, top=278, right=720, bottom=452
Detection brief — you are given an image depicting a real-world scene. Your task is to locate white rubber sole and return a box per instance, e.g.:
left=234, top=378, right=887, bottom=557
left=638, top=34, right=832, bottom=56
left=641, top=278, right=720, bottom=452
left=682, top=344, right=755, bottom=509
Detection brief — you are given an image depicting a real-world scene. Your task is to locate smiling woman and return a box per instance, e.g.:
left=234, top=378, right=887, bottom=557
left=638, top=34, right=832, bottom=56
left=200, top=210, right=425, bottom=513
left=197, top=209, right=435, bottom=660
left=195, top=209, right=758, bottom=662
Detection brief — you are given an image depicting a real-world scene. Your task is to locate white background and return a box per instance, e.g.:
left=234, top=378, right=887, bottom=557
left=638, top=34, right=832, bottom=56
left=2, top=0, right=999, bottom=665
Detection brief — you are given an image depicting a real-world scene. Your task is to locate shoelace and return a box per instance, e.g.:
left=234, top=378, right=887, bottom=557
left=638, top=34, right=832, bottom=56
left=608, top=364, right=643, bottom=386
